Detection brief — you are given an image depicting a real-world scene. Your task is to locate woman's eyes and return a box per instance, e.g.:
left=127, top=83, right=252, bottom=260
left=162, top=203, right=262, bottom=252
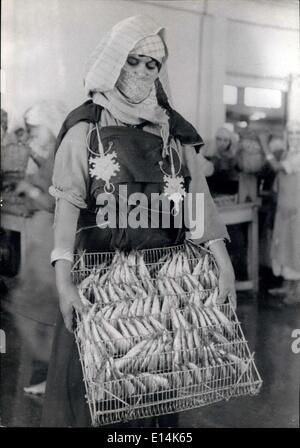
left=126, top=57, right=158, bottom=70
left=127, top=57, right=139, bottom=66
left=146, top=61, right=158, bottom=70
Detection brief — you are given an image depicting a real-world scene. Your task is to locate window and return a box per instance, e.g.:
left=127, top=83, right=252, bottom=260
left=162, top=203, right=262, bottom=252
left=244, top=87, right=282, bottom=109
left=223, top=85, right=238, bottom=105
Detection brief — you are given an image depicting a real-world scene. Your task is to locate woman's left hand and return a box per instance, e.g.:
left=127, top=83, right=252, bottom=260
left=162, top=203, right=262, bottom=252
left=217, top=266, right=237, bottom=310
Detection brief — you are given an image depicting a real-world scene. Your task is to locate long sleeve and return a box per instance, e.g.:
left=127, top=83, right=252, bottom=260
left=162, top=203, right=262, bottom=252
left=182, top=144, right=229, bottom=244
left=24, top=151, right=56, bottom=213
left=49, top=122, right=90, bottom=209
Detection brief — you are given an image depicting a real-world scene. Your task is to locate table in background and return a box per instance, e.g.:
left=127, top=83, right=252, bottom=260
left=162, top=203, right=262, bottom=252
left=217, top=200, right=261, bottom=293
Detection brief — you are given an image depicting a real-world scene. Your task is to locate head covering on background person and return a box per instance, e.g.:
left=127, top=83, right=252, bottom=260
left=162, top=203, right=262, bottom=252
left=24, top=100, right=66, bottom=139
left=215, top=126, right=239, bottom=158
left=202, top=125, right=239, bottom=174
left=24, top=101, right=66, bottom=175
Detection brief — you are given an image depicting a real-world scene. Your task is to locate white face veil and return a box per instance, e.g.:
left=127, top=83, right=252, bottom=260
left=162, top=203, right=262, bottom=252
left=115, top=34, right=165, bottom=104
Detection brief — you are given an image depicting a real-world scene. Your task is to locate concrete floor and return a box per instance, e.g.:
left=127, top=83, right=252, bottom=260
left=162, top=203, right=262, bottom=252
left=0, top=275, right=299, bottom=428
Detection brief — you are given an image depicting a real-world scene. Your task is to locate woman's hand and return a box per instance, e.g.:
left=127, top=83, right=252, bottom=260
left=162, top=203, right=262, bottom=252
left=53, top=201, right=81, bottom=332
left=58, top=282, right=83, bottom=333
left=206, top=239, right=237, bottom=310
left=217, top=265, right=237, bottom=310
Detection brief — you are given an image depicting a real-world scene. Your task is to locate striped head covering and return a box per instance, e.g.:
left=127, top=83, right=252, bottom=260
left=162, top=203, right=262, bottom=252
left=84, top=15, right=170, bottom=96
left=129, top=35, right=165, bottom=62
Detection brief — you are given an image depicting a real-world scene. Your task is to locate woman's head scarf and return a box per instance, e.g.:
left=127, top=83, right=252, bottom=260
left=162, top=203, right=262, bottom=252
left=215, top=126, right=239, bottom=156
left=84, top=15, right=170, bottom=97
left=24, top=101, right=66, bottom=175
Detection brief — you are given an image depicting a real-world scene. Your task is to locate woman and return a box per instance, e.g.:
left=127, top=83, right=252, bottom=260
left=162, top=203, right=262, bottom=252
left=7, top=101, right=65, bottom=395
left=206, top=126, right=238, bottom=172
left=259, top=122, right=300, bottom=305
left=205, top=125, right=239, bottom=196
left=41, top=15, right=236, bottom=427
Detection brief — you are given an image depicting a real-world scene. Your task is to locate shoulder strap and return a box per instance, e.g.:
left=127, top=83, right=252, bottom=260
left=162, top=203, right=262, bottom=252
left=55, top=100, right=204, bottom=154
left=169, top=109, right=204, bottom=153
left=55, top=100, right=103, bottom=153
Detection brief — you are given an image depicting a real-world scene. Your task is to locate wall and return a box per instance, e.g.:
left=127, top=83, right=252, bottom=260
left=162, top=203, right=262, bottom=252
left=206, top=0, right=300, bottom=137
left=1, top=0, right=299, bottom=138
left=226, top=20, right=300, bottom=86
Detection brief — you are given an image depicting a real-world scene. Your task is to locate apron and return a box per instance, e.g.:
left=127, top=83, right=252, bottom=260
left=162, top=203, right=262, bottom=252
left=76, top=125, right=190, bottom=253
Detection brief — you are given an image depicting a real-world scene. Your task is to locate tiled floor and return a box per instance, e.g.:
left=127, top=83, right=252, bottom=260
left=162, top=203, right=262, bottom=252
left=0, top=276, right=299, bottom=428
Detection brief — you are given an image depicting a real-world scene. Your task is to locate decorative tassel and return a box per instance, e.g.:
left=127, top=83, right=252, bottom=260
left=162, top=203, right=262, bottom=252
left=159, top=137, right=186, bottom=215
left=160, top=123, right=170, bottom=158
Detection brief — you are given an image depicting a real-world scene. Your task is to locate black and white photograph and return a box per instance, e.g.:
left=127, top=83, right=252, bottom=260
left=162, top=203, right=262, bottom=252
left=0, top=0, right=299, bottom=430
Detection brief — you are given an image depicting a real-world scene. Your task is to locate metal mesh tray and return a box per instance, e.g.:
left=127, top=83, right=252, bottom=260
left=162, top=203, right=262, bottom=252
left=72, top=243, right=262, bottom=426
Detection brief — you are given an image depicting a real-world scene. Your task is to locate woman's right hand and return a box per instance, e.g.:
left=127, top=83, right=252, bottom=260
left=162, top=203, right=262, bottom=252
left=58, top=282, right=83, bottom=333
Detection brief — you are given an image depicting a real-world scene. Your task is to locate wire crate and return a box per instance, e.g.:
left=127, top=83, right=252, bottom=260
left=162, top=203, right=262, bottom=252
left=72, top=243, right=262, bottom=427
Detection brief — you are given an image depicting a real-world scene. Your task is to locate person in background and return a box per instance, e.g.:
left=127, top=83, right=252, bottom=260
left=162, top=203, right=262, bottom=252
left=0, top=112, right=29, bottom=282
left=6, top=101, right=66, bottom=394
left=205, top=126, right=239, bottom=173
left=258, top=137, right=285, bottom=275
left=258, top=121, right=300, bottom=306
left=204, top=125, right=239, bottom=196
left=259, top=137, right=285, bottom=193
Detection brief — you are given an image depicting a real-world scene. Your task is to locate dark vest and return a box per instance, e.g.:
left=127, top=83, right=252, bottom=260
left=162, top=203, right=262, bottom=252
left=55, top=100, right=204, bottom=252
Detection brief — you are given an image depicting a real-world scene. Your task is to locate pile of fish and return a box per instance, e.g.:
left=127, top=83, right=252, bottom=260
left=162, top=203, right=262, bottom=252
left=75, top=241, right=247, bottom=401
